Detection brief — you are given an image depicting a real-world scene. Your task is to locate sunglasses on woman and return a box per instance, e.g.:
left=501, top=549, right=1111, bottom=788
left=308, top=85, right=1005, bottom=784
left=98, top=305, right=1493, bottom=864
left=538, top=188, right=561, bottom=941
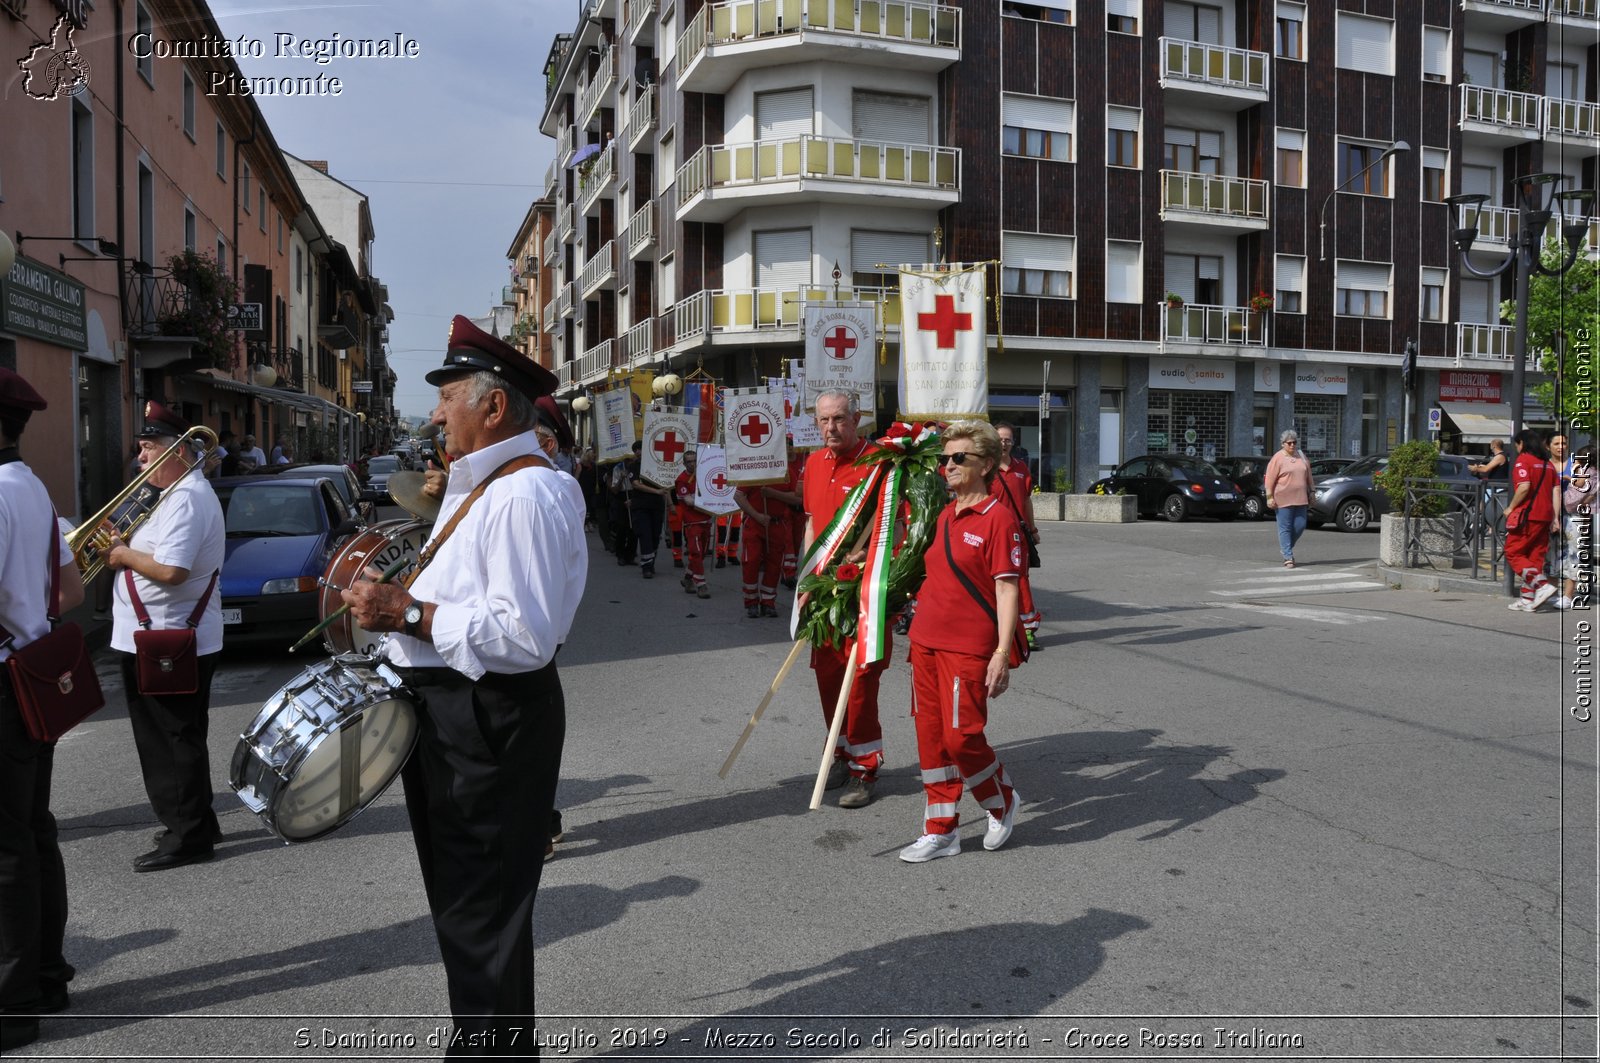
left=936, top=453, right=975, bottom=467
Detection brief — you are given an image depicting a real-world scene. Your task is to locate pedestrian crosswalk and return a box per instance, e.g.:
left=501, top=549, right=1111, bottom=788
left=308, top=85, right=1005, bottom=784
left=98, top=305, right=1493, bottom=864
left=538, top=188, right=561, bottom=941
left=1212, top=565, right=1386, bottom=599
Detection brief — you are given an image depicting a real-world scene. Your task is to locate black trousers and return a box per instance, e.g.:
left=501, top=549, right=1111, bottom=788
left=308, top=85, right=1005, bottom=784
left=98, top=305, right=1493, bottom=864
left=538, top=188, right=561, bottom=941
left=0, top=671, right=72, bottom=1018
left=399, top=664, right=564, bottom=1058
left=630, top=503, right=665, bottom=570
left=119, top=652, right=221, bottom=853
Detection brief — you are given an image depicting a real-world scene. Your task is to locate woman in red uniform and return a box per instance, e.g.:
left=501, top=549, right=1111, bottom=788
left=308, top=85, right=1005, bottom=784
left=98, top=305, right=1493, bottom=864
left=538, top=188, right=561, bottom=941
left=901, top=420, right=1025, bottom=863
left=1505, top=428, right=1561, bottom=612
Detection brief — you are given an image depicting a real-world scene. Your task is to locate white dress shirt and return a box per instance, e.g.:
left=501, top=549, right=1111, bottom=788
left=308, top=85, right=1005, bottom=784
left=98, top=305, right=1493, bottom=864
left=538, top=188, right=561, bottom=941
left=384, top=429, right=588, bottom=680
left=0, top=461, right=71, bottom=664
left=110, top=466, right=227, bottom=656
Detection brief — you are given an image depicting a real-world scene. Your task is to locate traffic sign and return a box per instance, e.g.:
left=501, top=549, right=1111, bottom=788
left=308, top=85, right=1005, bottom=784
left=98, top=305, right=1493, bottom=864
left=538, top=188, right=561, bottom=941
left=1428, top=407, right=1442, bottom=433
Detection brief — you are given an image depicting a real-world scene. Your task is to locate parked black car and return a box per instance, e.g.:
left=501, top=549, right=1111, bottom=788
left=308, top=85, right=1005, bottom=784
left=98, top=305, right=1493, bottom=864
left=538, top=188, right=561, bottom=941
left=1213, top=455, right=1270, bottom=520
left=1088, top=456, right=1245, bottom=522
left=1309, top=453, right=1480, bottom=532
left=1310, top=457, right=1356, bottom=480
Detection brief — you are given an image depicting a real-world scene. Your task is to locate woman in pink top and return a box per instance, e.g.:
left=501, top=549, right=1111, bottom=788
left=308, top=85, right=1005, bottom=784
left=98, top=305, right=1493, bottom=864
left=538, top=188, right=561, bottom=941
left=1263, top=430, right=1314, bottom=567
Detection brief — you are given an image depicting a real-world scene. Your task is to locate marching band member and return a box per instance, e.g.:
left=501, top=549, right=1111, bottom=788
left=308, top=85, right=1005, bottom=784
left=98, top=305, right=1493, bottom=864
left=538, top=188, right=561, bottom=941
left=342, top=316, right=586, bottom=1055
left=106, top=403, right=226, bottom=873
left=0, top=370, right=84, bottom=1053
left=801, top=390, right=888, bottom=809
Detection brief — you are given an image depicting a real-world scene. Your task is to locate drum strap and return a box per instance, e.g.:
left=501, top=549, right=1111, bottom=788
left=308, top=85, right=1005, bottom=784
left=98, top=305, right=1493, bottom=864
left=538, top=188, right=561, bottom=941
left=401, top=453, right=548, bottom=590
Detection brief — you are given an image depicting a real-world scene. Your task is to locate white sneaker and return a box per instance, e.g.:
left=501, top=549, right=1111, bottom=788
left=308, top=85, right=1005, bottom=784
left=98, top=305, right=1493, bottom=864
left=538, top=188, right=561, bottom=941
left=983, top=792, right=1020, bottom=851
left=1508, top=598, right=1533, bottom=612
left=898, top=832, right=960, bottom=863
left=1532, top=584, right=1557, bottom=610
left=1554, top=596, right=1574, bottom=611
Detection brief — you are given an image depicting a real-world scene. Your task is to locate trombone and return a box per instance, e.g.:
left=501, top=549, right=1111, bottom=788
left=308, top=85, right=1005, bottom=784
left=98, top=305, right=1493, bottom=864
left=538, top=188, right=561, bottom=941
left=68, top=426, right=219, bottom=582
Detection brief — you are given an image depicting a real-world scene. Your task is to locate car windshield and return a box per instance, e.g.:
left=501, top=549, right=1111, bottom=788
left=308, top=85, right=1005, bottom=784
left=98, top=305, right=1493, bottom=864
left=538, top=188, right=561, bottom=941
left=1342, top=456, right=1389, bottom=476
left=1170, top=460, right=1223, bottom=477
left=368, top=456, right=400, bottom=474
left=217, top=484, right=323, bottom=537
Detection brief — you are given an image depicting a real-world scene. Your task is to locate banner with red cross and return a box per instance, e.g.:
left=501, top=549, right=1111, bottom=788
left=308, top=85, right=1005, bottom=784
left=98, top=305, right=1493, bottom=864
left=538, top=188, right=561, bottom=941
left=897, top=263, right=988, bottom=420
left=720, top=386, right=789, bottom=485
left=640, top=403, right=695, bottom=488
left=803, top=303, right=876, bottom=432
left=693, top=443, right=741, bottom=515
left=768, top=376, right=823, bottom=450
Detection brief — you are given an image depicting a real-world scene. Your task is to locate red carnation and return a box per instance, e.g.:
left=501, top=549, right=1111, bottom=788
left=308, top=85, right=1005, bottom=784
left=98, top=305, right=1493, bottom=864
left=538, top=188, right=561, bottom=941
left=834, top=562, right=862, bottom=582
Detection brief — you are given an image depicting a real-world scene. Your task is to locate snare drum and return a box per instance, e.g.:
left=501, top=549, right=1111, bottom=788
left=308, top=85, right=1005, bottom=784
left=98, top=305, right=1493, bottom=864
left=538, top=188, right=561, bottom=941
left=317, top=518, right=429, bottom=655
left=230, top=654, right=419, bottom=842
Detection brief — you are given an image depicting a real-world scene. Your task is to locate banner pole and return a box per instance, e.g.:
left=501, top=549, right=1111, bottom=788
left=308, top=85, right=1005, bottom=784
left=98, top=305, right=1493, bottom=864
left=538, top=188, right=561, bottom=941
left=809, top=642, right=859, bottom=810
left=718, top=638, right=808, bottom=780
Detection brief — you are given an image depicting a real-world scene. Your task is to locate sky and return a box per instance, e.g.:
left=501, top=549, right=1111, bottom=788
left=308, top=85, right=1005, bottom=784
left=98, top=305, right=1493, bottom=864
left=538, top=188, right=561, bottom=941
left=214, top=0, right=575, bottom=419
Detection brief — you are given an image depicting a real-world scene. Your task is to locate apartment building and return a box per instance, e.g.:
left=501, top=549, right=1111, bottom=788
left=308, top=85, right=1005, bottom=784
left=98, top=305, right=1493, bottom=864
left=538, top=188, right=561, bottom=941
left=506, top=197, right=557, bottom=369
left=534, top=0, right=1597, bottom=488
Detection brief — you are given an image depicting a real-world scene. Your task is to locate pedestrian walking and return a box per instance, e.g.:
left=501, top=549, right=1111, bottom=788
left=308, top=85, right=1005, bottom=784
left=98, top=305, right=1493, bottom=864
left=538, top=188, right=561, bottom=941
left=674, top=448, right=714, bottom=598
left=0, top=369, right=86, bottom=1053
left=341, top=315, right=586, bottom=1053
left=1505, top=429, right=1561, bottom=612
left=1263, top=430, right=1313, bottom=567
left=900, top=420, right=1024, bottom=863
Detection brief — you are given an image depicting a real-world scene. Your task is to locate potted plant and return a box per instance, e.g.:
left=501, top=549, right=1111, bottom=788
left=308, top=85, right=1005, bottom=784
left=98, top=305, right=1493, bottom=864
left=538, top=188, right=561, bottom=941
left=159, top=250, right=242, bottom=371
left=1249, top=290, right=1274, bottom=313
left=1375, top=439, right=1461, bottom=567
left=1064, top=479, right=1136, bottom=522
left=1164, top=292, right=1185, bottom=309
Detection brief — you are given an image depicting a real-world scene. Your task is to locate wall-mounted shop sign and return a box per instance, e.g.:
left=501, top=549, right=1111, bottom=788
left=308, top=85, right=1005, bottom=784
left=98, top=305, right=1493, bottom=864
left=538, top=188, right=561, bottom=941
left=0, top=255, right=88, bottom=349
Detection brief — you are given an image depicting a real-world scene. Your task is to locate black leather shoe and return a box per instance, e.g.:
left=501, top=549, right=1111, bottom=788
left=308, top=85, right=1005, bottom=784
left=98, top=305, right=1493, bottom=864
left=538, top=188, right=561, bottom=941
left=1, top=1017, right=41, bottom=1052
left=132, top=847, right=214, bottom=873
left=153, top=824, right=225, bottom=846
left=38, top=984, right=70, bottom=1013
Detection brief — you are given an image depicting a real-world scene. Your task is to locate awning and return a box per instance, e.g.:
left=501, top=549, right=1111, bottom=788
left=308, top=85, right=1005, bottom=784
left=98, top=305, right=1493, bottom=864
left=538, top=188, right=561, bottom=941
left=184, top=372, right=351, bottom=418
left=1440, top=401, right=1514, bottom=444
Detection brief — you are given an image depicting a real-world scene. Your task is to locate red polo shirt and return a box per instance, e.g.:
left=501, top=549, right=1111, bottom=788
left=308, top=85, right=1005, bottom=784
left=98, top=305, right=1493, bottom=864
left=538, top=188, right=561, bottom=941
left=738, top=465, right=797, bottom=518
left=674, top=468, right=713, bottom=524
left=909, top=496, right=1025, bottom=657
left=1512, top=453, right=1556, bottom=523
left=803, top=439, right=880, bottom=534
left=991, top=460, right=1035, bottom=531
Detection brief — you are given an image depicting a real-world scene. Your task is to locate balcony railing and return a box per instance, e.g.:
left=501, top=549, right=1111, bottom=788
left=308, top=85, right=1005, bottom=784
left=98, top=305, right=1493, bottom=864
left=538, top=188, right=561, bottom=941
left=577, top=43, right=615, bottom=128
left=557, top=361, right=575, bottom=388
left=677, top=135, right=960, bottom=210
left=557, top=123, right=576, bottom=164
left=578, top=338, right=614, bottom=381
left=543, top=293, right=562, bottom=333
left=1455, top=322, right=1539, bottom=366
left=544, top=227, right=562, bottom=266
left=580, top=240, right=617, bottom=296
left=559, top=203, right=576, bottom=239
left=671, top=284, right=904, bottom=344
left=1544, top=96, right=1599, bottom=140
left=627, top=202, right=656, bottom=259
left=677, top=0, right=960, bottom=73
left=558, top=281, right=575, bottom=319
left=627, top=85, right=658, bottom=150
left=1459, top=203, right=1600, bottom=255
left=1459, top=85, right=1543, bottom=135
left=1462, top=0, right=1544, bottom=16
left=1159, top=170, right=1269, bottom=224
left=626, top=0, right=658, bottom=40
left=578, top=141, right=617, bottom=213
left=624, top=317, right=656, bottom=366
left=1158, top=37, right=1268, bottom=97
left=1550, top=0, right=1598, bottom=20
left=1162, top=303, right=1265, bottom=346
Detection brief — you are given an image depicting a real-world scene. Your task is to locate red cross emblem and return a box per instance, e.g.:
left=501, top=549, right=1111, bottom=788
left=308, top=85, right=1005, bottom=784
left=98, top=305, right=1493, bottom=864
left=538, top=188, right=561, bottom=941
left=917, top=293, right=974, bottom=349
left=652, top=430, right=686, bottom=463
left=738, top=413, right=772, bottom=447
left=710, top=472, right=728, bottom=492
left=823, top=326, right=857, bottom=360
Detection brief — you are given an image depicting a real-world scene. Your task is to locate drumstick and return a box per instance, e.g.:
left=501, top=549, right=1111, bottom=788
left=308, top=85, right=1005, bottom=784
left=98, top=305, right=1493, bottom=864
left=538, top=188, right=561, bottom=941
left=288, top=555, right=415, bottom=654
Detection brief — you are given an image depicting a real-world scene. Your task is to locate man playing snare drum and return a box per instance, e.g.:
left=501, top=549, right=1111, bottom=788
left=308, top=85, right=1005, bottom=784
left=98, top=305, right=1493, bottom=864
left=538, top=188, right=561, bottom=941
left=342, top=315, right=587, bottom=1055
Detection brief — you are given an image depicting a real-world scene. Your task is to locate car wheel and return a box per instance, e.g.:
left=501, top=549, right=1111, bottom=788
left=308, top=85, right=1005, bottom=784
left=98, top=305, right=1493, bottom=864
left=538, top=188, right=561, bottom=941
left=1335, top=498, right=1371, bottom=532
left=1242, top=494, right=1265, bottom=520
left=1162, top=494, right=1189, bottom=523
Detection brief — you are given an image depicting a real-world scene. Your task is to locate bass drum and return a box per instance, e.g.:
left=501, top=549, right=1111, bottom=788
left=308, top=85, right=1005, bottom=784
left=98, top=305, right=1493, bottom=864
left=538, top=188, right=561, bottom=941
left=230, top=654, right=418, bottom=842
left=317, top=518, right=429, bottom=655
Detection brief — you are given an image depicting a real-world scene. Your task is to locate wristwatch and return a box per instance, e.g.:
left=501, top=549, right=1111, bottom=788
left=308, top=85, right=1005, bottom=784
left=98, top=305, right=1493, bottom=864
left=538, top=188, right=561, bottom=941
left=402, top=601, right=424, bottom=638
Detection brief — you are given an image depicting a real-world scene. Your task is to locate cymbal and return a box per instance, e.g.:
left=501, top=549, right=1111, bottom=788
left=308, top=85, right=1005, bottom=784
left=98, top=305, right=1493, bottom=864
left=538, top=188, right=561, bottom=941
left=387, top=471, right=440, bottom=522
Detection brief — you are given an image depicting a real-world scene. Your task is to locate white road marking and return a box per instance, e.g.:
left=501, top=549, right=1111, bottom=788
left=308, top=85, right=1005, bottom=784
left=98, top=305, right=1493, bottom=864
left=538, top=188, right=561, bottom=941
left=1217, top=602, right=1385, bottom=625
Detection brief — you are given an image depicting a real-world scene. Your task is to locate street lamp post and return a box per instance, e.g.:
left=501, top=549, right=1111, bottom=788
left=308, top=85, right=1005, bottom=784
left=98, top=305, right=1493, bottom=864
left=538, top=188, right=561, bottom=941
left=1445, top=174, right=1595, bottom=439
left=1319, top=141, right=1410, bottom=263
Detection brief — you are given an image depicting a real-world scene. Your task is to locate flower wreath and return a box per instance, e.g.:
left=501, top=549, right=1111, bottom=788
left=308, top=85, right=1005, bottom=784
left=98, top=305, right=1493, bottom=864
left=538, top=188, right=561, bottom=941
left=795, top=422, right=947, bottom=658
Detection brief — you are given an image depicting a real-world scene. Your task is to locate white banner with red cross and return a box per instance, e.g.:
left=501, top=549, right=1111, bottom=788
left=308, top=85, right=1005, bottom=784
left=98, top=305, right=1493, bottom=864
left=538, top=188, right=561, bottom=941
left=721, top=386, right=789, bottom=485
left=803, top=303, right=877, bottom=430
left=693, top=443, right=741, bottom=515
left=640, top=404, right=695, bottom=488
left=774, top=371, right=824, bottom=449
left=596, top=387, right=637, bottom=464
left=897, top=264, right=988, bottom=421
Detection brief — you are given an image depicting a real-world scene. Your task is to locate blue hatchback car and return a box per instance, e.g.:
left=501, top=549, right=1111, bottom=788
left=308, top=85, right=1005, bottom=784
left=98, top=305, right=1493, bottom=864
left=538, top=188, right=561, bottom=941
left=214, top=475, right=364, bottom=642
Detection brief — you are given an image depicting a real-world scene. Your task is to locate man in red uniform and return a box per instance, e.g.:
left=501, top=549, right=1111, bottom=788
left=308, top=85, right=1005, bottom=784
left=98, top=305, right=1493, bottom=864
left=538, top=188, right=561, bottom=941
left=802, top=390, right=887, bottom=808
left=734, top=467, right=799, bottom=619
left=674, top=448, right=714, bottom=599
left=991, top=423, right=1042, bottom=647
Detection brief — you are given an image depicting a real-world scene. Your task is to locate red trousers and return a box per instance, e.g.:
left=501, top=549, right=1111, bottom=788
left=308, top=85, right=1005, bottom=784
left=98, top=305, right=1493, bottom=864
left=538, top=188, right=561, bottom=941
left=1505, top=519, right=1553, bottom=600
left=1017, top=574, right=1039, bottom=633
left=811, top=640, right=887, bottom=778
left=683, top=518, right=712, bottom=584
left=783, top=507, right=805, bottom=579
left=739, top=515, right=791, bottom=606
left=908, top=642, right=1016, bottom=836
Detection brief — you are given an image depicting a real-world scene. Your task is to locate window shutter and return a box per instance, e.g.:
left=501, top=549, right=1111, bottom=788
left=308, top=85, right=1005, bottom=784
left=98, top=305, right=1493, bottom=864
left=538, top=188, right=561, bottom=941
left=1337, top=14, right=1393, bottom=76
left=1422, top=27, right=1449, bottom=80
left=1106, top=241, right=1142, bottom=303
left=1277, top=128, right=1303, bottom=151
left=1197, top=130, right=1222, bottom=159
left=1275, top=255, right=1305, bottom=293
left=755, top=229, right=812, bottom=287
left=1163, top=254, right=1196, bottom=303
left=756, top=88, right=813, bottom=139
left=1003, top=94, right=1074, bottom=133
left=1337, top=261, right=1391, bottom=291
left=1107, top=0, right=1138, bottom=16
left=1004, top=233, right=1074, bottom=271
left=852, top=230, right=930, bottom=272
left=1107, top=105, right=1140, bottom=132
left=852, top=92, right=930, bottom=144
left=1196, top=5, right=1220, bottom=43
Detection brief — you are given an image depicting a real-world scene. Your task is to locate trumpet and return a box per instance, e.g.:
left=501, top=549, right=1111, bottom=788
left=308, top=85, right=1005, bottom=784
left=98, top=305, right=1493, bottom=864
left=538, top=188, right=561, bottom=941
left=68, top=425, right=218, bottom=582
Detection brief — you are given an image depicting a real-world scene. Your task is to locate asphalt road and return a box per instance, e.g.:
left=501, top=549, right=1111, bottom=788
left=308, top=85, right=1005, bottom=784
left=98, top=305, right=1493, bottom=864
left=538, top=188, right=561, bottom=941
left=15, top=512, right=1597, bottom=1061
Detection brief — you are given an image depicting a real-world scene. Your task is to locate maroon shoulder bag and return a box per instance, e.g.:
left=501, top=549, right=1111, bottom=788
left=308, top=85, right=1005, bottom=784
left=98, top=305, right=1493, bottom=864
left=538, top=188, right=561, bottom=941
left=1, top=512, right=105, bottom=742
left=124, top=567, right=218, bottom=696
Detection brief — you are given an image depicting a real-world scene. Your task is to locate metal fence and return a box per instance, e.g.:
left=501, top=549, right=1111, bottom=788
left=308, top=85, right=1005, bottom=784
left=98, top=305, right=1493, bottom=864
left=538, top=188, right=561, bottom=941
left=1399, top=479, right=1508, bottom=583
